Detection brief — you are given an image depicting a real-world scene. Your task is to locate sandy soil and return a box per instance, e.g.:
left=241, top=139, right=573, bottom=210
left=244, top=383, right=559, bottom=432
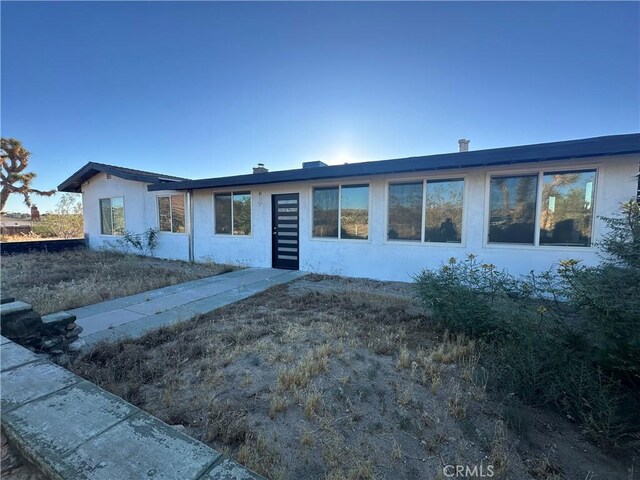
left=67, top=274, right=633, bottom=479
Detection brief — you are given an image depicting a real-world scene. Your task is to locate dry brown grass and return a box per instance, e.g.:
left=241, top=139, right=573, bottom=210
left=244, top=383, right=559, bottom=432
left=447, top=385, right=468, bottom=420
left=269, top=393, right=288, bottom=419
left=429, top=331, right=475, bottom=364
left=65, top=276, right=630, bottom=480
left=489, top=421, right=510, bottom=478
left=1, top=249, right=235, bottom=314
left=277, top=343, right=332, bottom=391
left=396, top=346, right=411, bottom=369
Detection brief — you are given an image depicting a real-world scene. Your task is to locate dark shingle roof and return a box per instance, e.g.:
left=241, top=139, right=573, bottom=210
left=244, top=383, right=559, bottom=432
left=58, top=162, right=188, bottom=193
left=147, top=133, right=640, bottom=192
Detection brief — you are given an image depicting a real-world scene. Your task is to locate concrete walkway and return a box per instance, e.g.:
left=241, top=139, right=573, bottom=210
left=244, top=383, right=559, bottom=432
left=71, top=267, right=306, bottom=346
left=1, top=336, right=262, bottom=479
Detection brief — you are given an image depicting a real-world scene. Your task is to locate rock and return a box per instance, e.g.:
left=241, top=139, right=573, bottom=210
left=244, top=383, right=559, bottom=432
left=65, top=325, right=83, bottom=338
left=41, top=338, right=61, bottom=349
left=170, top=425, right=187, bottom=434
left=67, top=338, right=86, bottom=352
left=55, top=353, right=71, bottom=367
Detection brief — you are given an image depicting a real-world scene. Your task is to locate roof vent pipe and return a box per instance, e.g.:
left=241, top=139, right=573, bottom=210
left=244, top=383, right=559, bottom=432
left=253, top=163, right=268, bottom=174
left=458, top=139, right=470, bottom=152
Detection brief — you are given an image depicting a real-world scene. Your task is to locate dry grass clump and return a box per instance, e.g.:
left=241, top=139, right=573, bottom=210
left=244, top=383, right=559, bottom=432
left=269, top=393, right=288, bottom=419
left=236, top=433, right=285, bottom=479
left=429, top=331, right=475, bottom=364
left=489, top=420, right=510, bottom=477
left=447, top=385, right=468, bottom=420
left=1, top=249, right=235, bottom=314
left=300, top=426, right=315, bottom=447
left=204, top=399, right=249, bottom=444
left=304, top=388, right=323, bottom=418
left=277, top=343, right=332, bottom=390
left=396, top=346, right=412, bottom=369
left=526, top=455, right=564, bottom=480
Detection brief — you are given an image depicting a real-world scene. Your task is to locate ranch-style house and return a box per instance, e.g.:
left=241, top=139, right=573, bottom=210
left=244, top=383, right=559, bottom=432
left=58, top=133, right=640, bottom=281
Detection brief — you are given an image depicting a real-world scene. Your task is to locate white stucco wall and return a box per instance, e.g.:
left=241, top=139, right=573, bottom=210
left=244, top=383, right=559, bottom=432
left=192, top=154, right=638, bottom=281
left=81, top=172, right=189, bottom=261
left=80, top=153, right=638, bottom=281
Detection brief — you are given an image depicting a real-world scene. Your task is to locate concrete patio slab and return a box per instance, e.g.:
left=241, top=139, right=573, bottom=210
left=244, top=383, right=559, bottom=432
left=2, top=381, right=138, bottom=462
left=1, top=361, right=80, bottom=412
left=54, top=412, right=220, bottom=480
left=1, top=341, right=40, bottom=371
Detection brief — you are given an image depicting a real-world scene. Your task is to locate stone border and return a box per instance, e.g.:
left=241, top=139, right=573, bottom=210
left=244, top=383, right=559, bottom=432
left=1, top=336, right=263, bottom=480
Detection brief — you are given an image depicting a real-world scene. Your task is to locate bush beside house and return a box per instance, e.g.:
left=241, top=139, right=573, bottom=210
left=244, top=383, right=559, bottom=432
left=415, top=201, right=640, bottom=447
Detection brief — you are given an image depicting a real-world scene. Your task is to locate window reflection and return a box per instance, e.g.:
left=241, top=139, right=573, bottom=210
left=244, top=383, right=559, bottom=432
left=489, top=175, right=538, bottom=244
left=540, top=170, right=595, bottom=246
left=388, top=183, right=423, bottom=241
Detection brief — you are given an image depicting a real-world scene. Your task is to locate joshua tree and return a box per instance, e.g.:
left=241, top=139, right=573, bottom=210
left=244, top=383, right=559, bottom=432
left=1, top=138, right=55, bottom=211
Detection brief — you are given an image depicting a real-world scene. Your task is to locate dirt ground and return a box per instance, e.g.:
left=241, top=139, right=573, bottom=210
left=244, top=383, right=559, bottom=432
left=0, top=249, right=235, bottom=314
left=67, top=275, right=633, bottom=479
left=1, top=430, right=46, bottom=480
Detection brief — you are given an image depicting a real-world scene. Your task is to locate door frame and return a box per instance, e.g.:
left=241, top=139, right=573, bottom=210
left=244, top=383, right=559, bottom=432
left=271, top=193, right=300, bottom=270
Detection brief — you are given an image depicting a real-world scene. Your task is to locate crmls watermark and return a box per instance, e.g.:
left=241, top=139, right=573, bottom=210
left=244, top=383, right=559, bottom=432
left=443, top=464, right=495, bottom=478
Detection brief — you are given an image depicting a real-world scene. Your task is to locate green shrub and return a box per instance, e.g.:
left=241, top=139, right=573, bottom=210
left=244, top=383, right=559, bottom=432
left=559, top=201, right=640, bottom=387
left=118, top=228, right=159, bottom=256
left=414, top=201, right=640, bottom=446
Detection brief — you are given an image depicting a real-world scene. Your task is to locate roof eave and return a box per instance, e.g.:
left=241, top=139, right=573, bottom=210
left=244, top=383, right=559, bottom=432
left=147, top=134, right=640, bottom=192
left=57, top=162, right=187, bottom=193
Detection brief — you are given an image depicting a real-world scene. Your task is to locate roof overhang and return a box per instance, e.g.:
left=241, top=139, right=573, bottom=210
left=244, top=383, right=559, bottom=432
left=147, top=133, right=640, bottom=192
left=58, top=162, right=186, bottom=193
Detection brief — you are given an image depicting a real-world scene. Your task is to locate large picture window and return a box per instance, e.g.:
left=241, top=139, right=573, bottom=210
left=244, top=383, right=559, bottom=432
left=158, top=194, right=185, bottom=233
left=215, top=192, right=251, bottom=235
left=488, top=175, right=538, bottom=244
left=488, top=169, right=596, bottom=247
left=425, top=179, right=464, bottom=243
left=539, top=170, right=595, bottom=247
left=99, top=197, right=124, bottom=235
left=388, top=179, right=464, bottom=243
left=388, top=183, right=423, bottom=241
left=312, top=185, right=369, bottom=240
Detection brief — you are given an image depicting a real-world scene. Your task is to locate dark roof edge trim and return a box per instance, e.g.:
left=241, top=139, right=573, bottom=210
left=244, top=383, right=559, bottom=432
left=148, top=133, right=640, bottom=192
left=58, top=162, right=187, bottom=193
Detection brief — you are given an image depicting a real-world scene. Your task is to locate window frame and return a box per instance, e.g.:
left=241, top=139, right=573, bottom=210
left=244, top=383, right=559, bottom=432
left=310, top=182, right=372, bottom=243
left=212, top=190, right=253, bottom=237
left=384, top=174, right=468, bottom=247
left=156, top=193, right=187, bottom=235
left=98, top=196, right=125, bottom=236
left=483, top=165, right=600, bottom=250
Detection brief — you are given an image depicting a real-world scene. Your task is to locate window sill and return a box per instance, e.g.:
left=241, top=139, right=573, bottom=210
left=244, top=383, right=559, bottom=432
left=212, top=233, right=254, bottom=239
left=383, top=240, right=467, bottom=248
left=310, top=236, right=371, bottom=244
left=482, top=243, right=595, bottom=252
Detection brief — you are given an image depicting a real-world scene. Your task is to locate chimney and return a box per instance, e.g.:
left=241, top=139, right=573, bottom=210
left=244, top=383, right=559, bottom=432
left=31, top=205, right=40, bottom=222
left=252, top=163, right=268, bottom=174
left=458, top=139, right=470, bottom=152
